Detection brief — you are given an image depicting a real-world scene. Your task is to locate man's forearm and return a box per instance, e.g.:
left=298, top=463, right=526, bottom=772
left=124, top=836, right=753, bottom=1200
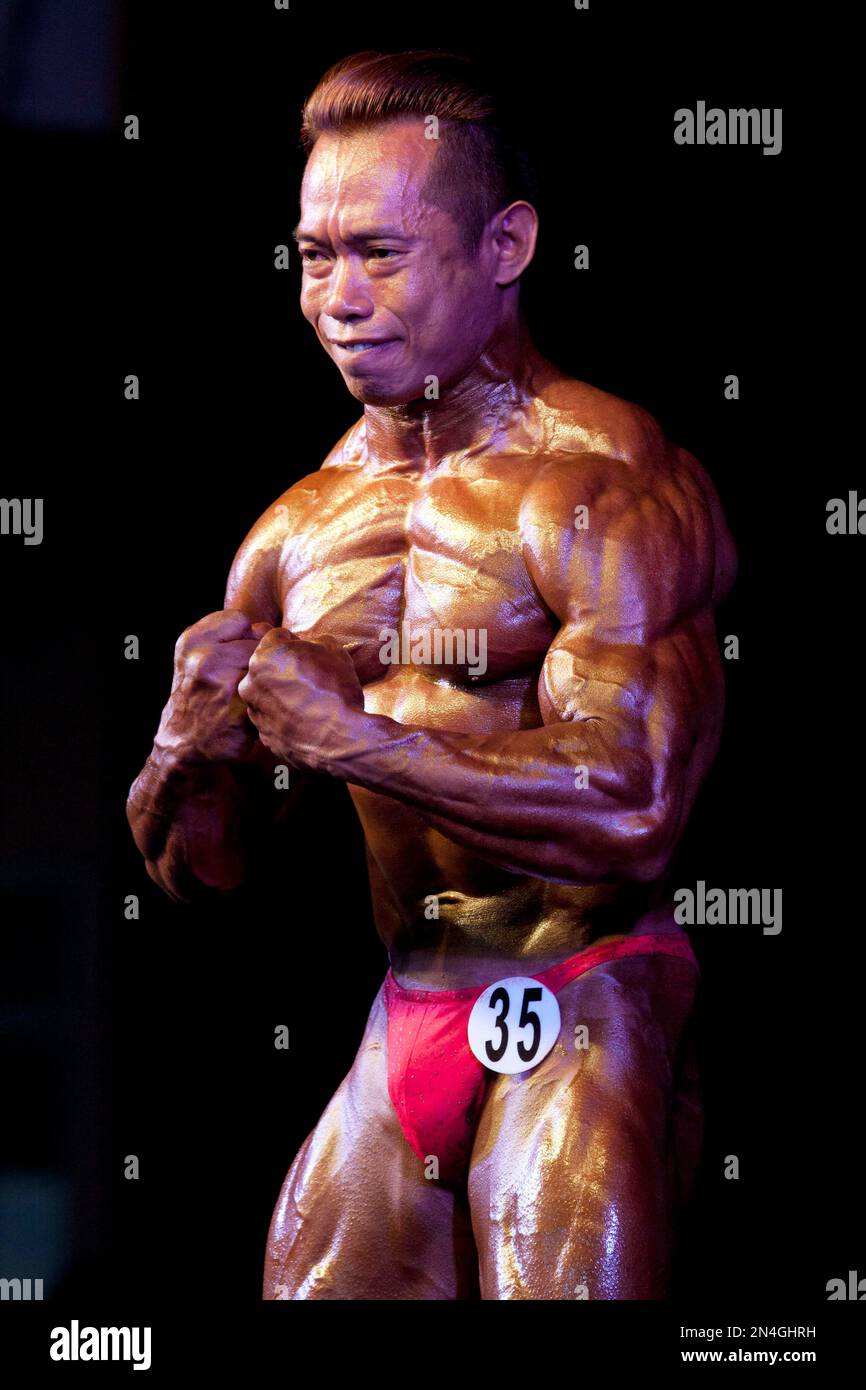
left=127, top=746, right=253, bottom=899
left=326, top=709, right=665, bottom=883
left=127, top=734, right=303, bottom=901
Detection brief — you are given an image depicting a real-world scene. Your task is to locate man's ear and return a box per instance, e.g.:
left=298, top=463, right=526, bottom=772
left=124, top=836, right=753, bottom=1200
left=493, top=201, right=538, bottom=286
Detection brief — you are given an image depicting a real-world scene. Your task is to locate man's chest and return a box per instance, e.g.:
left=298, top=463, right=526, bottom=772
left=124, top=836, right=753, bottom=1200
left=277, top=468, right=556, bottom=684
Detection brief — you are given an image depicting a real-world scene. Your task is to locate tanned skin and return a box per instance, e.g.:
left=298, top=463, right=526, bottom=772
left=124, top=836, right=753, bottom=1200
left=127, top=117, right=736, bottom=1299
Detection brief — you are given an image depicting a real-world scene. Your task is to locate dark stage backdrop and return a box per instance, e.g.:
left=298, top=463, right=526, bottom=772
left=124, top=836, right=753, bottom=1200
left=1, top=0, right=857, bottom=1363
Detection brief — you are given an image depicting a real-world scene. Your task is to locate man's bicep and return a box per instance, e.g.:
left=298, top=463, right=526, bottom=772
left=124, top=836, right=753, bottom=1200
left=538, top=611, right=725, bottom=854
left=527, top=448, right=723, bottom=733
left=538, top=624, right=652, bottom=734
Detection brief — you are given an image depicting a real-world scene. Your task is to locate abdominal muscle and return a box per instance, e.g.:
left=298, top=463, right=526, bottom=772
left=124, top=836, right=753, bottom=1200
left=348, top=665, right=674, bottom=990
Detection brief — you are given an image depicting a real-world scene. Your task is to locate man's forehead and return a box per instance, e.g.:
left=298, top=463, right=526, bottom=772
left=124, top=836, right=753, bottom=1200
left=300, top=121, right=440, bottom=224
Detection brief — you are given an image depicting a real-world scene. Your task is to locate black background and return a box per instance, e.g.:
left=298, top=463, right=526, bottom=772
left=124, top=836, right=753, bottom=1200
left=1, top=0, right=859, bottom=1364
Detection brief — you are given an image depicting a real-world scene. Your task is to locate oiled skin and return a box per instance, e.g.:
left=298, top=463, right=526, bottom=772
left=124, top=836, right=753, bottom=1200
left=232, top=354, right=736, bottom=983
left=127, top=116, right=736, bottom=1299
left=243, top=353, right=731, bottom=1299
left=263, top=954, right=702, bottom=1300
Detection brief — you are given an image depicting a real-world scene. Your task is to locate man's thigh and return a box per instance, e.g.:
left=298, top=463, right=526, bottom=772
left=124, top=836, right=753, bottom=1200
left=467, top=952, right=701, bottom=1300
left=263, top=981, right=479, bottom=1300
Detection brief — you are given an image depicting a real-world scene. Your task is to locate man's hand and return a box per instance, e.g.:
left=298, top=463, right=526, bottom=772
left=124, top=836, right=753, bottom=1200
left=238, top=629, right=366, bottom=773
left=128, top=608, right=284, bottom=899
left=155, top=609, right=272, bottom=767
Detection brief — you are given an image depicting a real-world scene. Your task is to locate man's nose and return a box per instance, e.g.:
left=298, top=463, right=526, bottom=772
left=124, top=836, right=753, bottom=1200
left=323, top=254, right=373, bottom=321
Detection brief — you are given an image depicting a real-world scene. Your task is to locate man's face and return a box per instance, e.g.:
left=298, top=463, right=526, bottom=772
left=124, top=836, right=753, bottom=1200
left=297, top=119, right=501, bottom=406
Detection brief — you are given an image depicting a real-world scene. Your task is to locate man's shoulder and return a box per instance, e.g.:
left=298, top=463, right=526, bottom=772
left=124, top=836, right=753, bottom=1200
left=532, top=373, right=670, bottom=478
left=526, top=374, right=732, bottom=525
left=522, top=374, right=737, bottom=608
left=223, top=425, right=365, bottom=615
left=245, top=420, right=367, bottom=539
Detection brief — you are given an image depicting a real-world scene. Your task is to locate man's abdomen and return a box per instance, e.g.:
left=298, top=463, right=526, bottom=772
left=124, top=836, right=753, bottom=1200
left=348, top=778, right=655, bottom=989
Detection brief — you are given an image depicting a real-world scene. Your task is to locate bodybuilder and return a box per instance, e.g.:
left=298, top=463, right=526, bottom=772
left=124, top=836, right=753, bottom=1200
left=127, top=52, right=737, bottom=1299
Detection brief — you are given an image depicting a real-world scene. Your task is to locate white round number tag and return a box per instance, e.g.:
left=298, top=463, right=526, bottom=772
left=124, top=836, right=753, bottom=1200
left=467, top=976, right=561, bottom=1075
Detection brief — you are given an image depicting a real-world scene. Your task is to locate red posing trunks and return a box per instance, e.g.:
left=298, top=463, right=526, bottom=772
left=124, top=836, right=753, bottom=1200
left=383, top=931, right=698, bottom=1184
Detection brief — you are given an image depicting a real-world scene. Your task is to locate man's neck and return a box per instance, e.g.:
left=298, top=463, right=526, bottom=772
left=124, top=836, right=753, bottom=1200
left=363, top=316, right=548, bottom=471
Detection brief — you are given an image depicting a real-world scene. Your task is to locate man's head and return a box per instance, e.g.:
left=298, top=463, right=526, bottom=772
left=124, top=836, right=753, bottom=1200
left=294, top=51, right=539, bottom=406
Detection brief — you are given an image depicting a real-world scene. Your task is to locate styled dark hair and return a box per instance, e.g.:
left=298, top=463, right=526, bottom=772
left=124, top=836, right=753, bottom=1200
left=300, top=50, right=539, bottom=255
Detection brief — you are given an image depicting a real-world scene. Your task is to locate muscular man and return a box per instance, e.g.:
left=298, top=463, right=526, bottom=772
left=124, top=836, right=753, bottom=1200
left=127, top=51, right=736, bottom=1299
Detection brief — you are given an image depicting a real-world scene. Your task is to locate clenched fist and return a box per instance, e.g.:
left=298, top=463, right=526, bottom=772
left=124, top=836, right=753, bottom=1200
left=154, top=609, right=272, bottom=767
left=238, top=628, right=366, bottom=774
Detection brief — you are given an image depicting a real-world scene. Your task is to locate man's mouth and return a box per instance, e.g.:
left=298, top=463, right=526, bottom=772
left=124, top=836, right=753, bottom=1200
left=331, top=339, right=397, bottom=355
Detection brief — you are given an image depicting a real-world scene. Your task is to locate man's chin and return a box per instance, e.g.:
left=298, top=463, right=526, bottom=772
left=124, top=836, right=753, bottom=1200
left=341, top=375, right=424, bottom=408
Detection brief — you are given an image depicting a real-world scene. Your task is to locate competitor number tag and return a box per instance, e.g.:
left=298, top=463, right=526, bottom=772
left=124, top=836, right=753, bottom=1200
left=467, top=976, right=561, bottom=1075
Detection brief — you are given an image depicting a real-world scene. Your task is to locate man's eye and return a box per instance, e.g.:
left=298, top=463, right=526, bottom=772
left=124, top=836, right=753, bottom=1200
left=300, top=249, right=327, bottom=264
left=368, top=248, right=399, bottom=259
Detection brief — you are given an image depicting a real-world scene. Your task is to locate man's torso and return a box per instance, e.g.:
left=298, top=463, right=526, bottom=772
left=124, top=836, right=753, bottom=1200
left=272, top=377, right=713, bottom=985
